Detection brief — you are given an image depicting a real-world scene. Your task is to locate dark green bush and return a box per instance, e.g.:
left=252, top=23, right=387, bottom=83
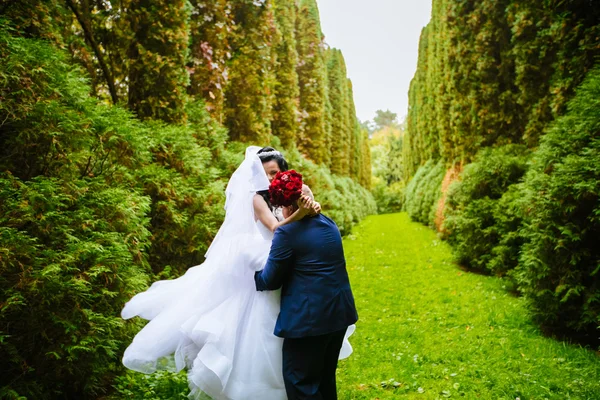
left=369, top=128, right=404, bottom=213
left=0, top=175, right=151, bottom=399
left=404, top=159, right=445, bottom=226
left=371, top=180, right=405, bottom=214
left=110, top=366, right=189, bottom=400
left=442, top=145, right=530, bottom=275
left=516, top=66, right=600, bottom=336
left=0, top=27, right=229, bottom=398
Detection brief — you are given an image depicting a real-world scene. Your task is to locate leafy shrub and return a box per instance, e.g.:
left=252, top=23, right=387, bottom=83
left=110, top=363, right=189, bottom=400
left=371, top=179, right=405, bottom=214
left=404, top=159, right=445, bottom=226
left=442, top=145, right=530, bottom=275
left=0, top=26, right=230, bottom=398
left=0, top=175, right=151, bottom=399
left=369, top=127, right=404, bottom=213
left=516, top=66, right=600, bottom=336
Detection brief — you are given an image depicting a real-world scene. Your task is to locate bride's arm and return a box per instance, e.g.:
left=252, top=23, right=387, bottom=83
left=253, top=194, right=313, bottom=233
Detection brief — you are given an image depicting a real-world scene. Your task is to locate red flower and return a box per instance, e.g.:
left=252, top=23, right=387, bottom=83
left=269, top=170, right=303, bottom=207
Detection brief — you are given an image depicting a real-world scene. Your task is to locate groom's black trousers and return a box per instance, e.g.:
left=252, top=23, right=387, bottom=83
left=282, top=328, right=347, bottom=400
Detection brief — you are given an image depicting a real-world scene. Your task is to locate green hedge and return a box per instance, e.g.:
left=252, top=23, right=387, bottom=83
left=404, top=159, right=445, bottom=226
left=371, top=180, right=405, bottom=214
left=442, top=145, right=530, bottom=276
left=516, top=66, right=600, bottom=336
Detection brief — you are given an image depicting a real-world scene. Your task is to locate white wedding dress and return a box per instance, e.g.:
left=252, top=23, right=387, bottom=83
left=121, top=146, right=354, bottom=400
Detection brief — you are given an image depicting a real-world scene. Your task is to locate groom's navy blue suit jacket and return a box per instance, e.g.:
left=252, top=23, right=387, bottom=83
left=254, top=214, right=358, bottom=338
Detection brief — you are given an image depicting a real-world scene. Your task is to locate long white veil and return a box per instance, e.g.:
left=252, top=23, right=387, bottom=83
left=204, top=146, right=271, bottom=262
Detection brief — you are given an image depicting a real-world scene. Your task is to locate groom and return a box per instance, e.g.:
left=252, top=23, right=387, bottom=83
left=254, top=186, right=358, bottom=400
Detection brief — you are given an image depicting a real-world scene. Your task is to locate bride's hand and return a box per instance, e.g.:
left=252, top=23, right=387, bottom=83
left=297, top=195, right=313, bottom=216
left=311, top=201, right=321, bottom=215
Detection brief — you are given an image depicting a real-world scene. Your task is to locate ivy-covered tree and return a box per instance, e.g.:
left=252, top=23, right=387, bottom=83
left=507, top=0, right=600, bottom=146
left=359, top=125, right=372, bottom=189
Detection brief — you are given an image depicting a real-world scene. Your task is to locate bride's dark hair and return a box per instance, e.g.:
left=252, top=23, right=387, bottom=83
left=257, top=147, right=288, bottom=210
left=257, top=146, right=289, bottom=172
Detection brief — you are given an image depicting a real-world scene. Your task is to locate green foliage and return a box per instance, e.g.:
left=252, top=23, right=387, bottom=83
left=516, top=66, right=600, bottom=336
left=224, top=0, right=276, bottom=144
left=403, top=0, right=600, bottom=344
left=404, top=0, right=600, bottom=178
left=127, top=0, right=191, bottom=123
left=326, top=49, right=351, bottom=175
left=0, top=27, right=228, bottom=398
left=370, top=181, right=404, bottom=215
left=404, top=160, right=445, bottom=226
left=271, top=0, right=300, bottom=149
left=370, top=127, right=404, bottom=213
left=442, top=145, right=530, bottom=275
left=372, top=109, right=398, bottom=130
left=359, top=126, right=372, bottom=188
left=0, top=175, right=151, bottom=399
left=110, top=363, right=189, bottom=399
left=508, top=1, right=600, bottom=146
left=295, top=0, right=329, bottom=165
left=0, top=23, right=375, bottom=398
left=347, top=81, right=363, bottom=182
left=187, top=0, right=233, bottom=119
left=1, top=0, right=372, bottom=174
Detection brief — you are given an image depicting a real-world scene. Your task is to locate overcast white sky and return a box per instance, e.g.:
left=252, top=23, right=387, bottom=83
left=316, top=0, right=432, bottom=123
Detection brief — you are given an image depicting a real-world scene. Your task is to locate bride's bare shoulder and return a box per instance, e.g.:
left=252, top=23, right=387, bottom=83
left=253, top=194, right=269, bottom=212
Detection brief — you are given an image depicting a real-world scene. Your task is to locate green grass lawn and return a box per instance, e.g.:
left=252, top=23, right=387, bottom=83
left=337, top=213, right=600, bottom=400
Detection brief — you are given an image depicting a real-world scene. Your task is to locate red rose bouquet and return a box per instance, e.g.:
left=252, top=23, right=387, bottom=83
left=269, top=170, right=303, bottom=207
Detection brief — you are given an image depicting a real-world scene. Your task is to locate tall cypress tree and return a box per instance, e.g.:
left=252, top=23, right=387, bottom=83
left=326, top=49, right=351, bottom=175
left=347, top=79, right=361, bottom=180
left=223, top=0, right=276, bottom=144
left=295, top=0, right=328, bottom=164
left=508, top=0, right=600, bottom=146
left=127, top=0, right=190, bottom=123
left=187, top=0, right=233, bottom=121
left=359, top=126, right=372, bottom=188
left=404, top=0, right=600, bottom=177
left=271, top=0, right=300, bottom=149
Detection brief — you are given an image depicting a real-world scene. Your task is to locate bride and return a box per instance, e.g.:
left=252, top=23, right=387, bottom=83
left=121, top=146, right=354, bottom=400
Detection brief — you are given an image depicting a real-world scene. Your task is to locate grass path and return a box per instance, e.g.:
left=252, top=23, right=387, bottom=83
left=337, top=213, right=600, bottom=400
